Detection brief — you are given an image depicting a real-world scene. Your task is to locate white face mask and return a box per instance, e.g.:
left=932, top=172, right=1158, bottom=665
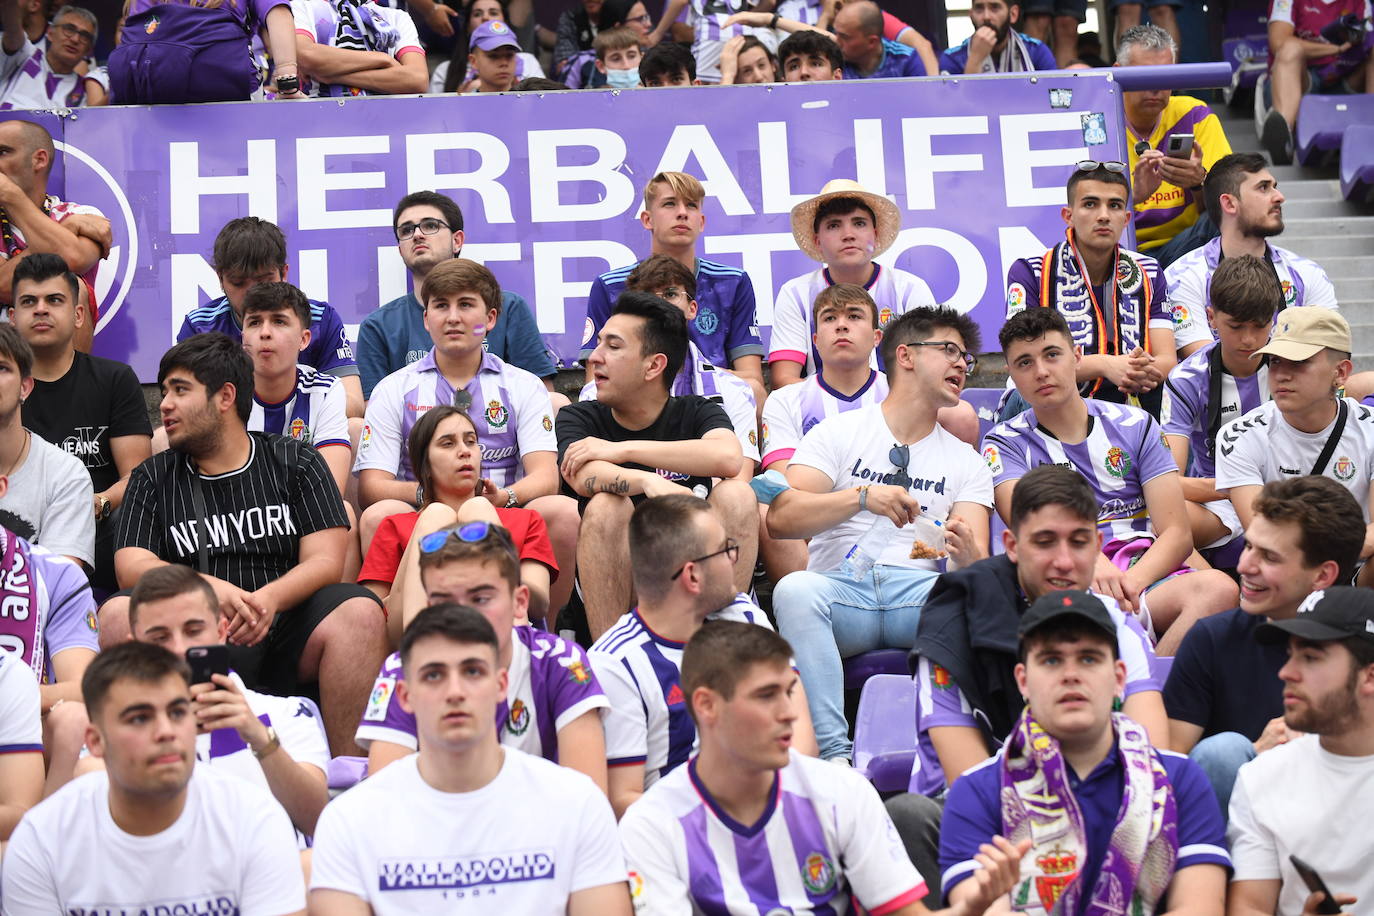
left=605, top=66, right=639, bottom=88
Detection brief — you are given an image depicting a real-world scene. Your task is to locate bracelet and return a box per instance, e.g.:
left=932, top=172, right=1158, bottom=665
left=769, top=11, right=780, bottom=28
left=857, top=485, right=870, bottom=512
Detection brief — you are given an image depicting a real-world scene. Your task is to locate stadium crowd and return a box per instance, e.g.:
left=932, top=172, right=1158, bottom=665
left=0, top=0, right=1373, bottom=909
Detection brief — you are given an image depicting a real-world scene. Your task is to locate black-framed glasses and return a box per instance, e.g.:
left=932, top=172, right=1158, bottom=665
left=1076, top=160, right=1127, bottom=175
left=419, top=520, right=499, bottom=553
left=453, top=389, right=473, bottom=412
left=906, top=340, right=977, bottom=372
left=395, top=218, right=451, bottom=241
left=53, top=21, right=95, bottom=43
left=670, top=538, right=740, bottom=580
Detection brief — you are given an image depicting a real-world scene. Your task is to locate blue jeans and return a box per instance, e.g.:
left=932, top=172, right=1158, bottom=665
left=1189, top=731, right=1256, bottom=817
left=773, top=565, right=938, bottom=760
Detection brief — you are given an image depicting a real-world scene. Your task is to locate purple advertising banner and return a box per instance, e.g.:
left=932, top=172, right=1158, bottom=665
left=48, top=71, right=1127, bottom=379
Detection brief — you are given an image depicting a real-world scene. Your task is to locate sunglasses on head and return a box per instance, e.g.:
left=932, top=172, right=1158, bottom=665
left=419, top=520, right=500, bottom=554
left=1075, top=160, right=1127, bottom=175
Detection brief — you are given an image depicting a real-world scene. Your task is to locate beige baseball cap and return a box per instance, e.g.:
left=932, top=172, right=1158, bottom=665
left=1254, top=306, right=1351, bottom=361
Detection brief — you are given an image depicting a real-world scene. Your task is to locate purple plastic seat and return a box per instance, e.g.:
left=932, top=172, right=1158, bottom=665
left=842, top=648, right=911, bottom=691
left=851, top=673, right=920, bottom=792
left=1150, top=653, right=1174, bottom=686
left=1297, top=95, right=1374, bottom=166
left=962, top=386, right=1004, bottom=446
left=328, top=755, right=368, bottom=790
left=1341, top=124, right=1374, bottom=203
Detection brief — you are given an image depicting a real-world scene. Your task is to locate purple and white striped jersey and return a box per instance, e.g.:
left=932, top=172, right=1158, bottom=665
left=589, top=595, right=774, bottom=789
left=761, top=370, right=887, bottom=469
left=179, top=296, right=359, bottom=379
left=248, top=365, right=350, bottom=450
left=1165, top=238, right=1338, bottom=351
left=982, top=399, right=1179, bottom=545
left=1161, top=343, right=1269, bottom=478
left=619, top=749, right=928, bottom=915
left=686, top=0, right=778, bottom=83
left=580, top=341, right=760, bottom=466
left=355, top=625, right=609, bottom=758
left=912, top=597, right=1159, bottom=796
left=354, top=350, right=556, bottom=488
left=2, top=543, right=100, bottom=685
left=0, top=650, right=41, bottom=755
left=768, top=265, right=935, bottom=377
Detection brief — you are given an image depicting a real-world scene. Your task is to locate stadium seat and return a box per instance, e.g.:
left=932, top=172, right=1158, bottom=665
left=842, top=648, right=910, bottom=691
left=1341, top=124, right=1374, bottom=204
left=328, top=756, right=368, bottom=791
left=962, top=387, right=1004, bottom=446
left=1296, top=95, right=1374, bottom=167
left=851, top=673, right=920, bottom=793
left=1220, top=5, right=1270, bottom=105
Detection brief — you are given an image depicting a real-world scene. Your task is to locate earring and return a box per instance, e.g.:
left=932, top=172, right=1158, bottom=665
left=1112, top=696, right=1123, bottom=712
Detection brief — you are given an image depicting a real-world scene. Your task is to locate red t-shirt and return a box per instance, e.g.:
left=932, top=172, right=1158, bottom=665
left=358, top=507, right=559, bottom=586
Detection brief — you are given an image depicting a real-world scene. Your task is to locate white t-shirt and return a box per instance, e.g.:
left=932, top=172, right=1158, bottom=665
left=0, top=649, right=41, bottom=753
left=768, top=265, right=935, bottom=376
left=1164, top=240, right=1339, bottom=351
left=0, top=38, right=107, bottom=110
left=1215, top=398, right=1374, bottom=520
left=1, top=766, right=305, bottom=914
left=310, top=750, right=626, bottom=914
left=1229, top=734, right=1374, bottom=915
left=0, top=430, right=94, bottom=565
left=788, top=404, right=994, bottom=572
left=621, top=749, right=926, bottom=915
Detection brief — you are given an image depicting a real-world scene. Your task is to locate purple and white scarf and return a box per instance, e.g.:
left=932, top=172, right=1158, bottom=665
left=1000, top=709, right=1177, bottom=915
left=0, top=527, right=43, bottom=679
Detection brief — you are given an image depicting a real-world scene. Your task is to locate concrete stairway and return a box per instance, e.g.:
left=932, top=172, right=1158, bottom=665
left=1213, top=100, right=1374, bottom=370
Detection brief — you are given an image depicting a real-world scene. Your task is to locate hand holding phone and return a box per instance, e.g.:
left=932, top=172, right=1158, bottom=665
left=1165, top=133, right=1194, bottom=159
left=186, top=645, right=231, bottom=685
left=1290, top=855, right=1346, bottom=915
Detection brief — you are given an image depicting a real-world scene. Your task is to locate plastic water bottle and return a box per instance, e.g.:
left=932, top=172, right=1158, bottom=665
left=840, top=516, right=896, bottom=581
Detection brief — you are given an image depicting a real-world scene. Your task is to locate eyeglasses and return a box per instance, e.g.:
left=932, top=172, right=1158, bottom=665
left=626, top=12, right=652, bottom=25
left=1075, top=160, right=1127, bottom=175
left=419, top=520, right=498, bottom=554
left=53, top=21, right=95, bottom=44
left=670, top=538, right=739, bottom=580
left=906, top=340, right=977, bottom=373
left=658, top=286, right=686, bottom=302
left=395, top=218, right=451, bottom=241
left=888, top=444, right=914, bottom=488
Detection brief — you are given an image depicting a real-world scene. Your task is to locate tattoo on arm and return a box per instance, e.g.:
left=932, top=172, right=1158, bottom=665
left=583, top=475, right=629, bottom=496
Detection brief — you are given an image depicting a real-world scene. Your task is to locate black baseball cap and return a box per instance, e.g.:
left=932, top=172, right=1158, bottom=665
left=1256, top=587, right=1374, bottom=646
left=1018, top=589, right=1117, bottom=645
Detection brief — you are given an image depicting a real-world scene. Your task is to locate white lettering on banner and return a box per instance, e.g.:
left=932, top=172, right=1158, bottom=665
left=998, top=225, right=1059, bottom=288
left=406, top=132, right=514, bottom=224
left=655, top=125, right=754, bottom=216
left=531, top=240, right=636, bottom=333
left=704, top=232, right=798, bottom=326
left=527, top=129, right=635, bottom=222
left=296, top=135, right=393, bottom=230
left=853, top=118, right=889, bottom=198
left=299, top=249, right=330, bottom=302
left=881, top=228, right=987, bottom=313
left=902, top=116, right=988, bottom=211
left=1000, top=112, right=1090, bottom=208
left=168, top=139, right=278, bottom=233
left=170, top=253, right=223, bottom=343
left=757, top=121, right=812, bottom=214
left=377, top=246, right=409, bottom=305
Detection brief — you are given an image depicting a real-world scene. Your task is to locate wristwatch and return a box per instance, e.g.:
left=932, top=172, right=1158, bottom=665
left=504, top=488, right=519, bottom=508
left=415, top=483, right=424, bottom=507
left=253, top=726, right=281, bottom=761
left=95, top=494, right=112, bottom=521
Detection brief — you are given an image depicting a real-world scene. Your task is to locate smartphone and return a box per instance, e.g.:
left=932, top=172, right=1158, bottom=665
left=186, top=645, right=231, bottom=685
left=1166, top=133, right=1194, bottom=159
left=1290, top=855, right=1343, bottom=915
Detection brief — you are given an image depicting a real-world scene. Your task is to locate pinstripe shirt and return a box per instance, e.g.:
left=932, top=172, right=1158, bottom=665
left=115, top=433, right=348, bottom=591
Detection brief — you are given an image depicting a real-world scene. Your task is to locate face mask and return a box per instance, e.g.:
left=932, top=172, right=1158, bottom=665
left=605, top=66, right=639, bottom=88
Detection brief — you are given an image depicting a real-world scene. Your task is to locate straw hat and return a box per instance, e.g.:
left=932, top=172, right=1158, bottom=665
left=789, top=179, right=902, bottom=262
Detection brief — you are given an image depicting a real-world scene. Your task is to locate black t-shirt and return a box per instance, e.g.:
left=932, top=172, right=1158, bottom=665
left=22, top=352, right=152, bottom=493
left=115, top=432, right=348, bottom=591
left=1163, top=607, right=1288, bottom=741
left=555, top=395, right=734, bottom=508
